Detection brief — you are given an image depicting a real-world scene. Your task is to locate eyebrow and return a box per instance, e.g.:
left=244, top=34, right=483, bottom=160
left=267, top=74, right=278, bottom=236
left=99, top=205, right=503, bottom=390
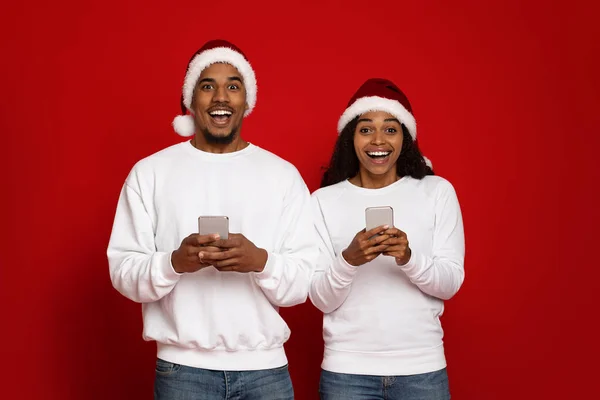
left=357, top=118, right=401, bottom=124
left=197, top=76, right=243, bottom=84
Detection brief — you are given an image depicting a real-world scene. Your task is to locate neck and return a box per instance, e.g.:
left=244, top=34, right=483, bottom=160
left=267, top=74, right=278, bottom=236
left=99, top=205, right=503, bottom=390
left=350, top=167, right=400, bottom=189
left=191, top=134, right=248, bottom=154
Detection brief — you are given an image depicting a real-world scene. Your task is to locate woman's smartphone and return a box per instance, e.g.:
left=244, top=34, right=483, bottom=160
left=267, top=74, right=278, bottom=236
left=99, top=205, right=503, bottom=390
left=198, top=216, right=229, bottom=240
left=365, top=206, right=394, bottom=231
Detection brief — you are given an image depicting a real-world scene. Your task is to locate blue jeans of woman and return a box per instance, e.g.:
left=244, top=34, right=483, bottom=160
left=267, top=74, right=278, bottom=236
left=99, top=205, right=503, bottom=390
left=319, top=368, right=450, bottom=400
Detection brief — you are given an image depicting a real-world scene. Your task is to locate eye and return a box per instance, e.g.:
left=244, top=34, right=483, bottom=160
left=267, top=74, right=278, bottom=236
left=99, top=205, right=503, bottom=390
left=359, top=127, right=372, bottom=134
left=385, top=127, right=398, bottom=134
left=201, top=84, right=214, bottom=90
left=228, top=84, right=240, bottom=90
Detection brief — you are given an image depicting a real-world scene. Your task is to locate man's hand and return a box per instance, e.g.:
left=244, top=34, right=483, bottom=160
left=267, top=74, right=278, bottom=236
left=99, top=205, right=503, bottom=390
left=341, top=225, right=391, bottom=267
left=381, top=227, right=412, bottom=266
left=171, top=233, right=221, bottom=273
left=199, top=233, right=268, bottom=273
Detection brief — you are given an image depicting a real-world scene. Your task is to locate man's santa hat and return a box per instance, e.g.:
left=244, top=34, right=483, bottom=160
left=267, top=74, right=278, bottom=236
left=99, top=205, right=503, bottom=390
left=172, top=39, right=257, bottom=137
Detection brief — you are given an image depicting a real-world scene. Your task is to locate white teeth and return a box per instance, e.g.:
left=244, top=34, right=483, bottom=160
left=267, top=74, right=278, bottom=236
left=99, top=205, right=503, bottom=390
left=209, top=110, right=232, bottom=116
left=367, top=151, right=391, bottom=156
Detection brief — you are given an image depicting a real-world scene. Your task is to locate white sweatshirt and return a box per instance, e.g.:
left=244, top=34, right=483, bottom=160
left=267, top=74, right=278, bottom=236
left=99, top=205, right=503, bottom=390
left=310, top=176, right=465, bottom=376
left=107, top=142, right=318, bottom=371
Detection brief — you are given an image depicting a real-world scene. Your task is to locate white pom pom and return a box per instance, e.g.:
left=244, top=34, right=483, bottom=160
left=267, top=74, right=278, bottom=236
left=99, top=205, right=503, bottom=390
left=172, top=115, right=196, bottom=137
left=423, top=156, right=433, bottom=169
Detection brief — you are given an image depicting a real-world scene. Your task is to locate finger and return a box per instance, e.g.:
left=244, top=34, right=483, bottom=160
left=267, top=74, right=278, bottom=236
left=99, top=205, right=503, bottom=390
left=199, top=249, right=236, bottom=261
left=215, top=233, right=244, bottom=248
left=385, top=228, right=407, bottom=238
left=366, top=233, right=392, bottom=247
left=363, top=225, right=389, bottom=239
left=366, top=244, right=389, bottom=254
left=188, top=233, right=220, bottom=246
left=186, top=244, right=222, bottom=256
left=382, top=243, right=406, bottom=252
left=185, top=243, right=212, bottom=257
left=198, top=245, right=222, bottom=253
left=214, top=237, right=242, bottom=249
left=382, top=250, right=406, bottom=258
left=213, top=258, right=240, bottom=269
left=363, top=253, right=381, bottom=262
left=380, top=237, right=407, bottom=246
left=379, top=237, right=399, bottom=246
left=383, top=227, right=401, bottom=237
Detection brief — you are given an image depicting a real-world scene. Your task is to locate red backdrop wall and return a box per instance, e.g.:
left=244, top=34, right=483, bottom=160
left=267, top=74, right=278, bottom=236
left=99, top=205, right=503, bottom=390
left=2, top=0, right=599, bottom=398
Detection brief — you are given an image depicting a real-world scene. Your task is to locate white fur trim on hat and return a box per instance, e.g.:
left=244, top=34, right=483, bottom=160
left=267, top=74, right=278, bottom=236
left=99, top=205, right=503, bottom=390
left=423, top=156, right=433, bottom=168
left=182, top=47, right=257, bottom=116
left=337, top=96, right=417, bottom=140
left=172, top=115, right=196, bottom=137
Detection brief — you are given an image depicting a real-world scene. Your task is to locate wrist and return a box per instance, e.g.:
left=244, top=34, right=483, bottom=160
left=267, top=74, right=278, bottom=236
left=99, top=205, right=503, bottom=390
left=396, top=247, right=412, bottom=266
left=254, top=248, right=268, bottom=272
left=342, top=249, right=357, bottom=266
left=171, top=250, right=184, bottom=274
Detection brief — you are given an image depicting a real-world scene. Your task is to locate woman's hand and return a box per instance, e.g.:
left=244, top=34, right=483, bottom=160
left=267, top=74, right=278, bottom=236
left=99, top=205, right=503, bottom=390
left=342, top=225, right=392, bottom=266
left=381, top=227, right=411, bottom=265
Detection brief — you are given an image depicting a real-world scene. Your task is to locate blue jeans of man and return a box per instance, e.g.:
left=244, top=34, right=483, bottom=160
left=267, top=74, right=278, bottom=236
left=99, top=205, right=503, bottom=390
left=319, top=368, right=450, bottom=400
left=154, top=358, right=294, bottom=400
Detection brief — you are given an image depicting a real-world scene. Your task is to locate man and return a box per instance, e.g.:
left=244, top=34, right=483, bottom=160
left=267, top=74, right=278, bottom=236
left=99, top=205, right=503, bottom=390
left=107, top=39, right=317, bottom=399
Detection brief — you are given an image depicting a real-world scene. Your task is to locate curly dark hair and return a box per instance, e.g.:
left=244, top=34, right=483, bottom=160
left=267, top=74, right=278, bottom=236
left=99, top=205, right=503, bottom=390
left=320, top=116, right=434, bottom=188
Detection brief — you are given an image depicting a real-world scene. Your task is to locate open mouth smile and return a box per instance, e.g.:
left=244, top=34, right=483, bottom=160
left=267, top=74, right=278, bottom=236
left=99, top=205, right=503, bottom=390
left=208, top=109, right=233, bottom=125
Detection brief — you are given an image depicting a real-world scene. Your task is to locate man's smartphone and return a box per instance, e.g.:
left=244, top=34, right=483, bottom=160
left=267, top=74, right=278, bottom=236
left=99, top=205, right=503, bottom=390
left=198, top=216, right=229, bottom=240
left=365, top=206, right=394, bottom=231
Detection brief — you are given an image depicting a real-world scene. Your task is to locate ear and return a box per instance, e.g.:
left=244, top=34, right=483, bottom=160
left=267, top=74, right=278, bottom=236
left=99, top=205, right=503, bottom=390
left=245, top=102, right=249, bottom=111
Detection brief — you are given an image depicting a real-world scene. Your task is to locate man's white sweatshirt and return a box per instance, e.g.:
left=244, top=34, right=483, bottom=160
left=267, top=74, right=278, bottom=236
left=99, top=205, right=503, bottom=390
left=107, top=142, right=318, bottom=371
left=310, top=176, right=465, bottom=376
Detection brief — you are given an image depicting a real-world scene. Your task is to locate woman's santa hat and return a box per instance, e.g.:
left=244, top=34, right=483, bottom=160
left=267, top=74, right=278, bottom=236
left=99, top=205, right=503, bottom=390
left=172, top=39, right=257, bottom=137
left=338, top=78, right=431, bottom=168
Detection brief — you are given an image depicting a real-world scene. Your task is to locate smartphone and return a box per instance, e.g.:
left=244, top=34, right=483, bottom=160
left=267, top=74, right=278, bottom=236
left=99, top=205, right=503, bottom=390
left=365, top=206, right=394, bottom=231
left=198, top=216, right=229, bottom=240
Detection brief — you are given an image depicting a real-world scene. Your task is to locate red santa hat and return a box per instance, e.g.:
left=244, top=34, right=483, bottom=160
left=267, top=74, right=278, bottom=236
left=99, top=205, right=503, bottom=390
left=172, top=39, right=257, bottom=137
left=338, top=78, right=431, bottom=168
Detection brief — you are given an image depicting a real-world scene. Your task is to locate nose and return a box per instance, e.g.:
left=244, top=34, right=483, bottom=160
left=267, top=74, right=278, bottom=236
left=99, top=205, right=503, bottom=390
left=371, top=129, right=386, bottom=145
left=212, top=85, right=229, bottom=103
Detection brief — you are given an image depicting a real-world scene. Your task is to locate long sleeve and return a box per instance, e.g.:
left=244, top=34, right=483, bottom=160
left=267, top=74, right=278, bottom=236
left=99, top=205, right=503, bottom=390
left=309, top=196, right=359, bottom=314
left=252, top=169, right=318, bottom=307
left=398, top=180, right=465, bottom=300
left=107, top=180, right=181, bottom=303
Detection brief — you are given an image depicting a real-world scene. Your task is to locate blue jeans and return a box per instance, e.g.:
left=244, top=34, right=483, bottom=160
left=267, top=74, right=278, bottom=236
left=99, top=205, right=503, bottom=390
left=319, top=368, right=450, bottom=400
left=154, top=359, right=294, bottom=400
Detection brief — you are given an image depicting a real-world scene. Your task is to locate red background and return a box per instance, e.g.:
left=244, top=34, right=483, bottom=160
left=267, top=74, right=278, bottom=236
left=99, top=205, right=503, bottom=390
left=1, top=0, right=599, bottom=398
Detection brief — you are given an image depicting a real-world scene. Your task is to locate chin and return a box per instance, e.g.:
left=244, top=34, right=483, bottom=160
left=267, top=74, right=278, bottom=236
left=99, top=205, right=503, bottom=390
left=367, top=166, right=394, bottom=175
left=202, top=127, right=237, bottom=145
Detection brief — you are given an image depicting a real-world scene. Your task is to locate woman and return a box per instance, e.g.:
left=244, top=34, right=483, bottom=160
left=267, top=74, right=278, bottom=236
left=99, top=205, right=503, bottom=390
left=310, top=78, right=465, bottom=400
